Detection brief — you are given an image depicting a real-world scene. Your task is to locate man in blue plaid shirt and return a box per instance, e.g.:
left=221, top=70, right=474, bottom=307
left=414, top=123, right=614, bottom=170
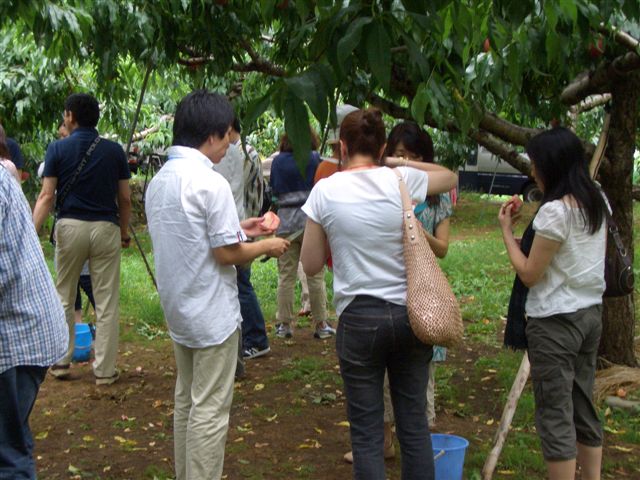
left=0, top=164, right=68, bottom=479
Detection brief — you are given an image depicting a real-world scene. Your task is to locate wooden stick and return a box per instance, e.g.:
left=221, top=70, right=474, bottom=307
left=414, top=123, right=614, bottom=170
left=589, top=111, right=611, bottom=180
left=482, top=354, right=531, bottom=480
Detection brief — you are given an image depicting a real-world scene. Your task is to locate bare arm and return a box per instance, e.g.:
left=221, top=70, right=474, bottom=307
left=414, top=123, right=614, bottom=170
left=425, top=218, right=450, bottom=258
left=32, top=177, right=57, bottom=232
left=300, top=219, right=329, bottom=276
left=499, top=204, right=560, bottom=287
left=117, top=180, right=132, bottom=247
left=385, top=156, right=458, bottom=195
left=213, top=237, right=289, bottom=266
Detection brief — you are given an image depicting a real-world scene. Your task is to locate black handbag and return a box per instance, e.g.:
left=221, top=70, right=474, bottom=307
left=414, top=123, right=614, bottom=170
left=603, top=211, right=634, bottom=297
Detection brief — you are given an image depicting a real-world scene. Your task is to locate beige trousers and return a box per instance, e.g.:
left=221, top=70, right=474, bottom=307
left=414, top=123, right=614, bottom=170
left=54, top=219, right=121, bottom=377
left=297, top=262, right=311, bottom=312
left=383, top=363, right=436, bottom=424
left=173, top=330, right=239, bottom=480
left=276, top=237, right=327, bottom=327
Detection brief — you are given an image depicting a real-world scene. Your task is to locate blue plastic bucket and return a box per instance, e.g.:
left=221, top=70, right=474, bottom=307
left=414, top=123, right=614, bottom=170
left=72, top=323, right=92, bottom=362
left=431, top=433, right=469, bottom=480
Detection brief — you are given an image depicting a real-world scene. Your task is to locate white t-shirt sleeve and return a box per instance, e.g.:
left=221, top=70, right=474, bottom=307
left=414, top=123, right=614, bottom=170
left=398, top=167, right=428, bottom=203
left=301, top=185, right=322, bottom=224
left=200, top=176, right=247, bottom=248
left=533, top=202, right=568, bottom=242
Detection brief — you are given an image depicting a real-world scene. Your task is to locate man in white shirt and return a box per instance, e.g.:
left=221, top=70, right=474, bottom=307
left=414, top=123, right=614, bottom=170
left=145, top=90, right=289, bottom=480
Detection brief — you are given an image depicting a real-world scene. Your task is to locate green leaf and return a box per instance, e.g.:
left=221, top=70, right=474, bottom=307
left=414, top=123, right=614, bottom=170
left=283, top=91, right=311, bottom=177
left=411, top=82, right=429, bottom=125
left=336, top=16, right=372, bottom=73
left=243, top=88, right=273, bottom=131
left=365, top=21, right=391, bottom=91
left=286, top=68, right=328, bottom=127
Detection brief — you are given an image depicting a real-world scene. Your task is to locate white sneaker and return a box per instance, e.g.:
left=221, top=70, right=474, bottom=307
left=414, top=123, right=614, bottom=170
left=275, top=323, right=293, bottom=338
left=314, top=322, right=336, bottom=339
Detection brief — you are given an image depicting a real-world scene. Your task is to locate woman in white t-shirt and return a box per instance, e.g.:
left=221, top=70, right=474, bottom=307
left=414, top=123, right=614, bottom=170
left=301, top=109, right=457, bottom=480
left=499, top=127, right=608, bottom=480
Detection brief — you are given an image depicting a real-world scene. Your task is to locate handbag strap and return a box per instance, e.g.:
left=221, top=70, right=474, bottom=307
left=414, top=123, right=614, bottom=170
left=55, top=135, right=102, bottom=213
left=393, top=168, right=413, bottom=212
left=605, top=209, right=628, bottom=257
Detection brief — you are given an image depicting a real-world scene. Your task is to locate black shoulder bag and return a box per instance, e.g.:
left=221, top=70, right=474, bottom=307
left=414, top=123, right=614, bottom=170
left=603, top=210, right=634, bottom=297
left=49, top=136, right=102, bottom=245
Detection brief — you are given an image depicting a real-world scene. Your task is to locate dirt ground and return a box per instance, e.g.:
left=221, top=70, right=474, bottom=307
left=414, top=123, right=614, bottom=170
left=31, top=324, right=637, bottom=480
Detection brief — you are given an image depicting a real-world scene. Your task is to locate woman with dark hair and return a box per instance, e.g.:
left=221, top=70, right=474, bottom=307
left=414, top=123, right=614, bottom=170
left=0, top=124, right=19, bottom=182
left=270, top=131, right=335, bottom=339
left=499, top=127, right=607, bottom=480
left=301, top=108, right=457, bottom=480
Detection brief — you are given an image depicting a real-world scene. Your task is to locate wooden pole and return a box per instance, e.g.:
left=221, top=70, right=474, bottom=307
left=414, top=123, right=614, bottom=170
left=482, top=354, right=530, bottom=480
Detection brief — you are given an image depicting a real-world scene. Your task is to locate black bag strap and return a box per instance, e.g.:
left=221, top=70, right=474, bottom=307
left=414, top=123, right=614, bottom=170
left=604, top=209, right=628, bottom=258
left=55, top=136, right=102, bottom=213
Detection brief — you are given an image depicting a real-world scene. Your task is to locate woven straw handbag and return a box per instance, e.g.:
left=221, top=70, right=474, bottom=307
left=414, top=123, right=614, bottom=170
left=394, top=169, right=463, bottom=347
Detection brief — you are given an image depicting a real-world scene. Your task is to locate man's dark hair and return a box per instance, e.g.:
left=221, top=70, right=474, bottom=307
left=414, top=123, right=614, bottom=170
left=232, top=117, right=241, bottom=134
left=64, top=93, right=100, bottom=128
left=172, top=90, right=234, bottom=148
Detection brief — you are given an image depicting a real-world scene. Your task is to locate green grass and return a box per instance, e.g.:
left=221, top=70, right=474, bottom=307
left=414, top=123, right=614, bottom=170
left=38, top=192, right=640, bottom=479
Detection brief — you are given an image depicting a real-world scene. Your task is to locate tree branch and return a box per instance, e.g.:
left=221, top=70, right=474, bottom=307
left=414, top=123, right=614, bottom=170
left=478, top=112, right=542, bottom=146
left=236, top=39, right=286, bottom=77
left=560, top=52, right=640, bottom=105
left=599, top=25, right=640, bottom=54
left=469, top=130, right=532, bottom=176
left=366, top=93, right=409, bottom=119
left=570, top=93, right=612, bottom=114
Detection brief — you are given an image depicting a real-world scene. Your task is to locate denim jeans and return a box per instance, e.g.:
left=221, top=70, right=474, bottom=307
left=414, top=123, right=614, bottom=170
left=237, top=265, right=269, bottom=351
left=0, top=365, right=47, bottom=480
left=337, top=295, right=434, bottom=480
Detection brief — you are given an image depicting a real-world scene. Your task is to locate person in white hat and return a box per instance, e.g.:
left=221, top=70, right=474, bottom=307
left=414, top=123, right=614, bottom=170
left=313, top=104, right=359, bottom=183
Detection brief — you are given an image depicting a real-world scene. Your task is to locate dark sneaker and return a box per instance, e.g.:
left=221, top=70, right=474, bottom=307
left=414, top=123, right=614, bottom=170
left=314, top=322, right=336, bottom=339
left=275, top=323, right=293, bottom=338
left=243, top=346, right=271, bottom=360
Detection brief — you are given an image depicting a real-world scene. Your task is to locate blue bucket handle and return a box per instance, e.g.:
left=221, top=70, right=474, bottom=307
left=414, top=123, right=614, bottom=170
left=434, top=449, right=446, bottom=462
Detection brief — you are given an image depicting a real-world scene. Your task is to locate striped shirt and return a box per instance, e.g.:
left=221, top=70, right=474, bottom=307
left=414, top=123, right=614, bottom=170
left=0, top=165, right=68, bottom=373
left=243, top=143, right=264, bottom=218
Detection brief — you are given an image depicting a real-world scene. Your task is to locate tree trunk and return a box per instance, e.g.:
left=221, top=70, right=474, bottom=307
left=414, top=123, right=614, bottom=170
left=598, top=73, right=638, bottom=367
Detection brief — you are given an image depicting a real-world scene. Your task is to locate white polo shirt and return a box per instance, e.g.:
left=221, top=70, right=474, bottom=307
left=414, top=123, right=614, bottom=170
left=145, top=146, right=246, bottom=348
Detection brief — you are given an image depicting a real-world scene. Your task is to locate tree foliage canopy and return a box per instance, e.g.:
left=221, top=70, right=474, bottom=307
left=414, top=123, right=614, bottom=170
left=2, top=0, right=639, bottom=171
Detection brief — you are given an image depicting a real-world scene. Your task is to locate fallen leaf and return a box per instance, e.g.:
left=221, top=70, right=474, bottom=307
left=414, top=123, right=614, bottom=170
left=336, top=421, right=350, bottom=427
left=82, top=435, right=95, bottom=442
left=486, top=419, right=495, bottom=426
left=314, top=427, right=323, bottom=434
left=254, top=383, right=265, bottom=391
left=254, top=442, right=269, bottom=448
left=234, top=437, right=244, bottom=443
left=35, top=431, right=49, bottom=440
left=611, top=445, right=632, bottom=453
left=68, top=465, right=81, bottom=474
left=266, top=414, right=278, bottom=422
left=103, top=466, right=111, bottom=473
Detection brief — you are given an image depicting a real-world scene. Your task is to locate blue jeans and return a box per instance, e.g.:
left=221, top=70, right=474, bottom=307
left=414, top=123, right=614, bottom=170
left=337, top=295, right=434, bottom=480
left=0, top=366, right=47, bottom=480
left=237, top=265, right=269, bottom=351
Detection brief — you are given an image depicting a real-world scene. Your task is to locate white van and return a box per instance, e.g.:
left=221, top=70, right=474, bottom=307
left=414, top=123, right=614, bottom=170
left=458, top=147, right=542, bottom=202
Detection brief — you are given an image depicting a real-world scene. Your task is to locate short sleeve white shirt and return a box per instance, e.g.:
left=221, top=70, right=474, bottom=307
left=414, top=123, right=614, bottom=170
left=145, top=146, right=247, bottom=348
left=302, top=166, right=428, bottom=316
left=525, top=200, right=607, bottom=318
